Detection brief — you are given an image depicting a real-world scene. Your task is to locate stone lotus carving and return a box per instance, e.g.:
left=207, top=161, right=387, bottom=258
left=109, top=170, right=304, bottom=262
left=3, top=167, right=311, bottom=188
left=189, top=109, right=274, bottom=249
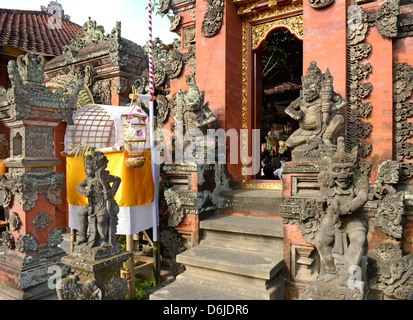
left=32, top=211, right=53, bottom=230
left=74, top=152, right=122, bottom=260
left=9, top=212, right=21, bottom=232
left=285, top=62, right=346, bottom=160
left=16, top=234, right=38, bottom=253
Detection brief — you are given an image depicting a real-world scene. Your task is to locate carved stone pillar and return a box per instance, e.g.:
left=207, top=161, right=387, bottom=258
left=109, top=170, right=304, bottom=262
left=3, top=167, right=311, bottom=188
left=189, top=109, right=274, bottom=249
left=0, top=52, right=82, bottom=299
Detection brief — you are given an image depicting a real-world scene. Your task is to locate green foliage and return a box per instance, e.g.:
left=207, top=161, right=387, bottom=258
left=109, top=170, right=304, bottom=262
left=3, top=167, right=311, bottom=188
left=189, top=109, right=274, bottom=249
left=125, top=275, right=154, bottom=300
left=260, top=28, right=303, bottom=84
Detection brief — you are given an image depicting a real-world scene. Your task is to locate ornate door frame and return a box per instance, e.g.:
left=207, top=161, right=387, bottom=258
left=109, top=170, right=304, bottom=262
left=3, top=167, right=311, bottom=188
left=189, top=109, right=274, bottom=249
left=235, top=0, right=303, bottom=189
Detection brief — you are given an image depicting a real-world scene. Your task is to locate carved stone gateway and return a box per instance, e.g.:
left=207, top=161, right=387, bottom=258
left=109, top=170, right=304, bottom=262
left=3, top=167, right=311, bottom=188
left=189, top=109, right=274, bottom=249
left=0, top=52, right=82, bottom=299
left=58, top=152, right=131, bottom=300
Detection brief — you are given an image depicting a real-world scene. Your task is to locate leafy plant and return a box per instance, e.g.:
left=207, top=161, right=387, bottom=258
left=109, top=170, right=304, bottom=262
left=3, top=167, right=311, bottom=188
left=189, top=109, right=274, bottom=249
left=260, top=28, right=303, bottom=84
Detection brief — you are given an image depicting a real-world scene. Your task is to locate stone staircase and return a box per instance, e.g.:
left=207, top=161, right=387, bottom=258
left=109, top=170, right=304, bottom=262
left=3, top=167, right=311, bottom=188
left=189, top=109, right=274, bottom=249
left=150, top=201, right=285, bottom=300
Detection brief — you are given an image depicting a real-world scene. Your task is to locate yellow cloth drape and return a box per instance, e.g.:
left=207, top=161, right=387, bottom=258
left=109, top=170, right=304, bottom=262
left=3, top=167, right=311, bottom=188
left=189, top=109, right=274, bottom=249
left=66, top=150, right=154, bottom=207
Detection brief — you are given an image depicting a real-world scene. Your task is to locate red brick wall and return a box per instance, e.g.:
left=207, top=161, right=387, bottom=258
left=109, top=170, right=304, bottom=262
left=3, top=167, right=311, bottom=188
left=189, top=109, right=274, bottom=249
left=303, top=0, right=347, bottom=97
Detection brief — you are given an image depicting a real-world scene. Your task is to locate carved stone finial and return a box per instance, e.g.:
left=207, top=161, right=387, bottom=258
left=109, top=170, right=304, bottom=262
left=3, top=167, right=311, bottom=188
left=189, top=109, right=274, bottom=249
left=15, top=53, right=46, bottom=85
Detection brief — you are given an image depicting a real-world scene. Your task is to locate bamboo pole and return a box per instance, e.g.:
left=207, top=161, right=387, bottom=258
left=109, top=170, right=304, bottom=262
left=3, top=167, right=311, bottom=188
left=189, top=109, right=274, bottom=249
left=147, top=0, right=161, bottom=287
left=126, top=234, right=136, bottom=300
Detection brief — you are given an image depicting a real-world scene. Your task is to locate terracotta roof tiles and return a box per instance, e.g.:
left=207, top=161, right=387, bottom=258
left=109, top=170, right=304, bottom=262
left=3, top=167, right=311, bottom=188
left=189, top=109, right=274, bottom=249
left=0, top=8, right=82, bottom=57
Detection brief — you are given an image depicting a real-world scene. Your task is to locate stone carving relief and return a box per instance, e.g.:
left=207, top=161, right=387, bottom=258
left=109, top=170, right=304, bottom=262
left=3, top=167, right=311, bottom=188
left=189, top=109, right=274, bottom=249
left=159, top=0, right=171, bottom=14
left=166, top=49, right=184, bottom=79
left=346, top=0, right=400, bottom=167
left=169, top=13, right=181, bottom=32
left=16, top=234, right=38, bottom=253
left=1, top=231, right=15, bottom=249
left=369, top=241, right=413, bottom=300
left=9, top=212, right=21, bottom=232
left=284, top=61, right=346, bottom=161
left=394, top=62, right=413, bottom=161
left=92, top=80, right=111, bottom=105
left=73, top=152, right=122, bottom=260
left=5, top=52, right=82, bottom=123
left=183, top=25, right=196, bottom=47
left=163, top=188, right=185, bottom=227
left=56, top=275, right=102, bottom=300
left=112, top=77, right=128, bottom=95
left=201, top=0, right=224, bottom=37
left=0, top=134, right=9, bottom=159
left=374, top=0, right=400, bottom=38
left=33, top=211, right=53, bottom=230
left=372, top=160, right=406, bottom=239
left=346, top=6, right=373, bottom=168
left=155, top=94, right=172, bottom=127
left=308, top=0, right=334, bottom=9
left=64, top=17, right=108, bottom=52
left=47, top=228, right=64, bottom=247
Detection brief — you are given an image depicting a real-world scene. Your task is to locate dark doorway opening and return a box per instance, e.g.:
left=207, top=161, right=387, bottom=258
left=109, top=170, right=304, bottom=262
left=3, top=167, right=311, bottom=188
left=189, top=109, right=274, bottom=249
left=253, top=27, right=303, bottom=181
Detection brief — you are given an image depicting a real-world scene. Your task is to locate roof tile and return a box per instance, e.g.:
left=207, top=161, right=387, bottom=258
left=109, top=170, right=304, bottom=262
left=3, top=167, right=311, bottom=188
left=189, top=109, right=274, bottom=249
left=0, top=8, right=82, bottom=57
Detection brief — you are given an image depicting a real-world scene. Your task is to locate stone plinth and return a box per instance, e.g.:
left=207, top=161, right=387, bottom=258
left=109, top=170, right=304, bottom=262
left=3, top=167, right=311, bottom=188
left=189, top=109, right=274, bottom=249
left=281, top=160, right=327, bottom=197
left=0, top=244, right=69, bottom=300
left=60, top=251, right=132, bottom=300
left=299, top=281, right=367, bottom=300
left=280, top=160, right=327, bottom=298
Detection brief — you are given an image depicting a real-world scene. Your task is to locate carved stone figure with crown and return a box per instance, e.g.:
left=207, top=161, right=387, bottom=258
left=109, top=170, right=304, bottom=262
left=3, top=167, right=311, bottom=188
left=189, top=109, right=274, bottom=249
left=285, top=61, right=346, bottom=161
left=300, top=137, right=369, bottom=300
left=175, top=77, right=216, bottom=135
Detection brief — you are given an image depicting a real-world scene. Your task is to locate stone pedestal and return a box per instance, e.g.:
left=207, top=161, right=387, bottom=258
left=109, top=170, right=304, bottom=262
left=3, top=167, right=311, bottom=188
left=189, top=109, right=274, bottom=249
left=280, top=160, right=327, bottom=299
left=0, top=243, right=69, bottom=300
left=60, top=251, right=132, bottom=300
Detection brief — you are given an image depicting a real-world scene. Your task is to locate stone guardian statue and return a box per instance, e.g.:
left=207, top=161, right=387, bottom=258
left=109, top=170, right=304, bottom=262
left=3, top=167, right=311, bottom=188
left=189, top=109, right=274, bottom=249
left=74, top=151, right=122, bottom=260
left=285, top=61, right=346, bottom=160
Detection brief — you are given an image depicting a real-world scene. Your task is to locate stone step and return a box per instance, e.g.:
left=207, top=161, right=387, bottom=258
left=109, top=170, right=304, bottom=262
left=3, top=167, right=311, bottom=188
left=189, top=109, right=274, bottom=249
left=149, top=279, right=251, bottom=300
left=200, top=214, right=284, bottom=255
left=219, top=189, right=282, bottom=214
left=177, top=244, right=284, bottom=280
left=200, top=213, right=284, bottom=238
left=177, top=265, right=284, bottom=299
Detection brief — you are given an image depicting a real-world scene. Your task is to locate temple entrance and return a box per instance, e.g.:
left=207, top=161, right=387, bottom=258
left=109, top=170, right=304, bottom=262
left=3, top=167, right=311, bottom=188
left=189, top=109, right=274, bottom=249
left=253, top=27, right=303, bottom=182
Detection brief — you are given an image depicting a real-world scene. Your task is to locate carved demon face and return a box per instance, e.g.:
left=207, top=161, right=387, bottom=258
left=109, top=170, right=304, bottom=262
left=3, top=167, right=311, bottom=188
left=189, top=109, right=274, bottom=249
left=331, top=162, right=354, bottom=190
left=302, top=81, right=321, bottom=102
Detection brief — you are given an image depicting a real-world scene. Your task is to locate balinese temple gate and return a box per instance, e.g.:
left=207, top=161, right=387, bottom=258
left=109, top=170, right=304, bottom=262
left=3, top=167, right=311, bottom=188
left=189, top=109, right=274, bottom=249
left=149, top=0, right=413, bottom=300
